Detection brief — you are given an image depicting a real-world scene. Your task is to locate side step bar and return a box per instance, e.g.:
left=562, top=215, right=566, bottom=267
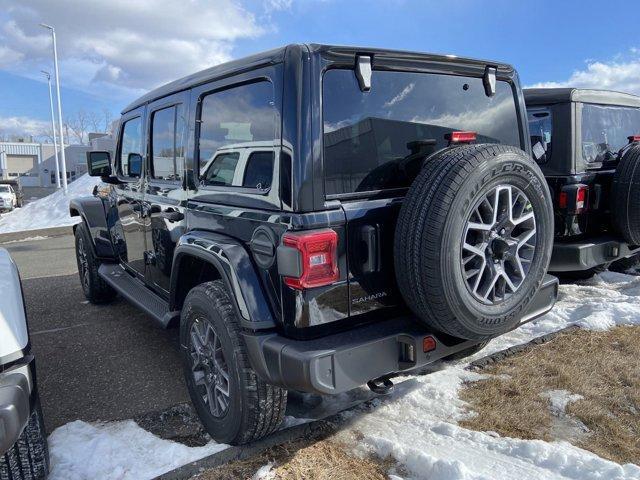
left=98, top=264, right=179, bottom=328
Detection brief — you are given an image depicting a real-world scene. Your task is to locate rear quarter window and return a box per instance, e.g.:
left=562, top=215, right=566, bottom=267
left=322, top=69, right=521, bottom=196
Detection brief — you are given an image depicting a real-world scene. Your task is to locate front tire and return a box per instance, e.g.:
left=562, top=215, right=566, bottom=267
left=0, top=398, right=49, bottom=480
left=74, top=222, right=117, bottom=303
left=180, top=281, right=287, bottom=445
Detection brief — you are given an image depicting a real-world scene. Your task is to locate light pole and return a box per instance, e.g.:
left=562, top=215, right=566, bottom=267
left=40, top=23, right=68, bottom=192
left=41, top=71, right=61, bottom=189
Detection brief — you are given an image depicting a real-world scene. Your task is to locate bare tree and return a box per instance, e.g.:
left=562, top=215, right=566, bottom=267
left=66, top=110, right=89, bottom=145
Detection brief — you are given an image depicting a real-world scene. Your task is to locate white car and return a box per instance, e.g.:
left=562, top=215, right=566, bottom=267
left=0, top=249, right=49, bottom=479
left=0, top=185, right=17, bottom=212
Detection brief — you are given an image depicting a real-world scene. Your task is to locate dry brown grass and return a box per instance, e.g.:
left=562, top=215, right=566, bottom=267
left=460, top=326, right=640, bottom=464
left=194, top=435, right=396, bottom=480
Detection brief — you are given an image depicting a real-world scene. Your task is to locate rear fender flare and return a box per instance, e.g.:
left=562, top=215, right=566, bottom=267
left=170, top=231, right=276, bottom=331
left=69, top=196, right=116, bottom=260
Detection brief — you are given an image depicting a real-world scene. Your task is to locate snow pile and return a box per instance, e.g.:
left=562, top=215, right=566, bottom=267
left=343, top=272, right=640, bottom=480
left=0, top=174, right=100, bottom=234
left=48, top=420, right=227, bottom=480
left=542, top=390, right=584, bottom=415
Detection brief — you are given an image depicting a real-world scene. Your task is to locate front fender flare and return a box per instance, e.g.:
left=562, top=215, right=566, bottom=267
left=170, top=231, right=276, bottom=331
left=69, top=196, right=116, bottom=260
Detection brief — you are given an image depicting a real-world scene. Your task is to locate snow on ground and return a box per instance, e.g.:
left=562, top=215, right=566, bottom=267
left=0, top=235, right=49, bottom=244
left=47, top=420, right=227, bottom=480
left=0, top=174, right=100, bottom=234
left=341, top=272, right=640, bottom=480
left=542, top=390, right=584, bottom=415
left=42, top=259, right=640, bottom=478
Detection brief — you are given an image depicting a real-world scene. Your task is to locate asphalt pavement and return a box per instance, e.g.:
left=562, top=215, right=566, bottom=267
left=2, top=232, right=189, bottom=432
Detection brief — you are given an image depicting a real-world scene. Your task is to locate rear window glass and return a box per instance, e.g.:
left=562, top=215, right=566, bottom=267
left=581, top=104, right=640, bottom=167
left=322, top=69, right=521, bottom=196
left=527, top=107, right=552, bottom=164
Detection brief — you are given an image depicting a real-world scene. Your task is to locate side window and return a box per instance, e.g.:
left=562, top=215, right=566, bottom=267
left=119, top=117, right=143, bottom=176
left=198, top=81, right=276, bottom=189
left=527, top=107, right=552, bottom=164
left=151, top=105, right=185, bottom=181
left=202, top=152, right=240, bottom=186
left=242, top=151, right=274, bottom=190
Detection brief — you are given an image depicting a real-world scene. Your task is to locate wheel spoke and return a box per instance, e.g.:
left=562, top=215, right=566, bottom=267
left=462, top=184, right=537, bottom=305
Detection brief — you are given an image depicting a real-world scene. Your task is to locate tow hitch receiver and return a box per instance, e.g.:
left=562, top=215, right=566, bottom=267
left=367, top=376, right=394, bottom=395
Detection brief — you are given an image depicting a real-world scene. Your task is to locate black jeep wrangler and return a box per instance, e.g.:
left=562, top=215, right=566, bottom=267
left=72, top=44, right=557, bottom=445
left=525, top=88, right=640, bottom=277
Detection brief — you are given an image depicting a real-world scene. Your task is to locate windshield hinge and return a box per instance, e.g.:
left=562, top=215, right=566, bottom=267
left=483, top=65, right=497, bottom=97
left=355, top=55, right=372, bottom=92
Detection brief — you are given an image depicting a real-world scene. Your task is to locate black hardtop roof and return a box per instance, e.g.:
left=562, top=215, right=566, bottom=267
left=122, top=43, right=515, bottom=114
left=524, top=87, right=640, bottom=108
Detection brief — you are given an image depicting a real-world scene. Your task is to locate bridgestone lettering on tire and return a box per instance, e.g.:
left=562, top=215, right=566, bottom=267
left=612, top=144, right=640, bottom=245
left=394, top=144, right=553, bottom=340
left=180, top=280, right=287, bottom=445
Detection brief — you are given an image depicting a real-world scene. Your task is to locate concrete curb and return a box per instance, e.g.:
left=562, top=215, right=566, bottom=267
left=0, top=225, right=74, bottom=244
left=155, top=420, right=335, bottom=480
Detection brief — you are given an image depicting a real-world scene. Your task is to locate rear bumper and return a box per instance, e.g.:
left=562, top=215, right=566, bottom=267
left=244, top=275, right=558, bottom=395
left=549, top=235, right=640, bottom=272
left=0, top=356, right=34, bottom=455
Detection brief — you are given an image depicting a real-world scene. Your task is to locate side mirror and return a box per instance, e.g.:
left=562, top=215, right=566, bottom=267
left=87, top=151, right=112, bottom=177
left=127, top=153, right=143, bottom=178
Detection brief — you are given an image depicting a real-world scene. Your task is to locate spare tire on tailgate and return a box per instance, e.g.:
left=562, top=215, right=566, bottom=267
left=612, top=144, right=640, bottom=246
left=394, top=144, right=553, bottom=340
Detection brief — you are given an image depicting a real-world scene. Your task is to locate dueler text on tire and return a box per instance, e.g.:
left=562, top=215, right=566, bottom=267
left=612, top=144, right=640, bottom=246
left=394, top=144, right=554, bottom=340
left=180, top=280, right=287, bottom=445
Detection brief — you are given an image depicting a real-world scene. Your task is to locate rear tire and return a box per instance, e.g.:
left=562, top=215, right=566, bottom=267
left=557, top=264, right=607, bottom=281
left=180, top=280, right=287, bottom=445
left=394, top=144, right=553, bottom=340
left=443, top=341, right=490, bottom=362
left=610, top=254, right=640, bottom=273
left=0, top=398, right=49, bottom=480
left=74, top=222, right=117, bottom=304
left=612, top=144, right=640, bottom=245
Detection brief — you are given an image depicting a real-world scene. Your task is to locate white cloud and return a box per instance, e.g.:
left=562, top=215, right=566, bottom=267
left=0, top=1, right=269, bottom=100
left=528, top=50, right=640, bottom=96
left=0, top=115, right=49, bottom=139
left=383, top=82, right=415, bottom=107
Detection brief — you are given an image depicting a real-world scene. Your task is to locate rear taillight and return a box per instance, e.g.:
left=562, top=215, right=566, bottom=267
left=558, top=184, right=588, bottom=214
left=446, top=131, right=477, bottom=144
left=282, top=229, right=339, bottom=289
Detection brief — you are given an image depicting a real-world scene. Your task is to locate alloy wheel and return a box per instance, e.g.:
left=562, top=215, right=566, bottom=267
left=189, top=319, right=230, bottom=418
left=461, top=184, right=537, bottom=304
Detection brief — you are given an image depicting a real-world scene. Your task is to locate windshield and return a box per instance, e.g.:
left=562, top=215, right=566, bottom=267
left=581, top=103, right=640, bottom=167
left=322, top=69, right=521, bottom=196
left=0, top=185, right=10, bottom=193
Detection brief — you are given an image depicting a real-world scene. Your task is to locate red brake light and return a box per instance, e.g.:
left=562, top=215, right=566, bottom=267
left=283, top=230, right=339, bottom=289
left=446, top=131, right=477, bottom=144
left=559, top=185, right=588, bottom=213
left=576, top=187, right=587, bottom=212
left=423, top=336, right=437, bottom=353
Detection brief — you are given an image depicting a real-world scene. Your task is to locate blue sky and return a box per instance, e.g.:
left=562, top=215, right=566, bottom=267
left=1, top=0, right=639, bottom=140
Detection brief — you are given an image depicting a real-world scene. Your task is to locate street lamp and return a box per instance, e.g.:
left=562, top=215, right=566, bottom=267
left=39, top=23, right=68, bottom=192
left=41, top=71, right=61, bottom=189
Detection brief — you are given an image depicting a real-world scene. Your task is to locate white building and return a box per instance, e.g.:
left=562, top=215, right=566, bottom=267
left=0, top=142, right=91, bottom=188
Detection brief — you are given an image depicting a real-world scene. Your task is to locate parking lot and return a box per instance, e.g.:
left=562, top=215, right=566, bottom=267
left=2, top=231, right=190, bottom=432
